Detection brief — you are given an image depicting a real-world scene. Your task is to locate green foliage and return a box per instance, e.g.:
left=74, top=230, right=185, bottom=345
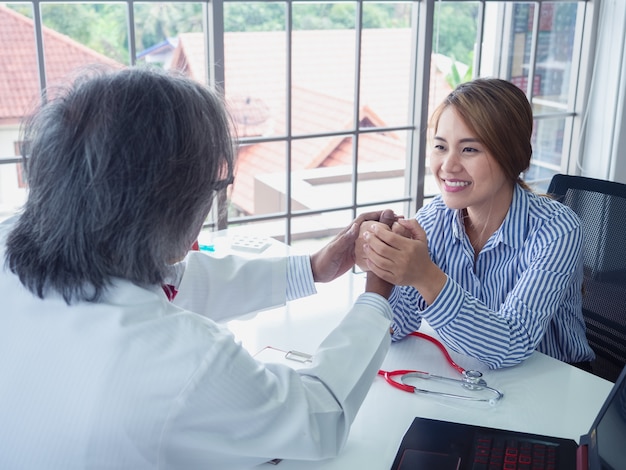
left=433, top=3, right=478, bottom=66
left=445, top=53, right=474, bottom=89
left=9, top=2, right=203, bottom=64
left=11, top=3, right=130, bottom=63
left=135, top=3, right=204, bottom=49
left=8, top=1, right=475, bottom=66
left=224, top=3, right=286, bottom=32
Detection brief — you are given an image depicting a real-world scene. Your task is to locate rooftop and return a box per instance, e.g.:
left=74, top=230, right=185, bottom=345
left=0, top=5, right=121, bottom=125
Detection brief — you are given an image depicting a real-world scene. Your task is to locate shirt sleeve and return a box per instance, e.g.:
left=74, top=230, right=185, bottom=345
left=389, top=193, right=588, bottom=369
left=158, top=293, right=392, bottom=469
left=286, top=255, right=317, bottom=300
left=172, top=252, right=317, bottom=322
left=394, top=224, right=583, bottom=369
left=450, top=227, right=582, bottom=368
left=172, top=251, right=288, bottom=321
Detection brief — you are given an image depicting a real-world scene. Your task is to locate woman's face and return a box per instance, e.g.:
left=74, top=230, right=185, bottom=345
left=429, top=106, right=514, bottom=219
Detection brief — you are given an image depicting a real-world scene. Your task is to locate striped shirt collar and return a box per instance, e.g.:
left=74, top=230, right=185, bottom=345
left=452, top=183, right=529, bottom=249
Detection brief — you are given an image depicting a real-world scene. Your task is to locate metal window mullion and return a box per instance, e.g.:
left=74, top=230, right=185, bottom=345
left=567, top=1, right=597, bottom=175
left=206, top=0, right=225, bottom=90
left=473, top=1, right=486, bottom=79
left=284, top=0, right=294, bottom=244
left=351, top=0, right=364, bottom=220
left=228, top=195, right=414, bottom=226
left=237, top=123, right=415, bottom=146
left=525, top=2, right=540, bottom=101
left=32, top=1, right=47, bottom=99
left=207, top=0, right=230, bottom=229
left=126, top=1, right=137, bottom=66
left=406, top=0, right=434, bottom=214
left=0, top=158, right=23, bottom=165
left=495, top=3, right=510, bottom=79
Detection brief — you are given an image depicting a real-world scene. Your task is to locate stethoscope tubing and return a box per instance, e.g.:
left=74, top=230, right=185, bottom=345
left=378, top=332, right=504, bottom=404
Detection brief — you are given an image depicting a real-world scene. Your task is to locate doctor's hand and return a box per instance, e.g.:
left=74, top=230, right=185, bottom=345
left=361, top=218, right=446, bottom=305
left=310, top=210, right=385, bottom=283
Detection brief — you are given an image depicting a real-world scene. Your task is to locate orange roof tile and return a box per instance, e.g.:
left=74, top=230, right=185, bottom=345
left=0, top=5, right=122, bottom=125
left=230, top=84, right=410, bottom=214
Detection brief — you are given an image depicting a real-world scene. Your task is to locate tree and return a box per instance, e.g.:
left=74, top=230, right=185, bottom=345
left=433, top=3, right=478, bottom=66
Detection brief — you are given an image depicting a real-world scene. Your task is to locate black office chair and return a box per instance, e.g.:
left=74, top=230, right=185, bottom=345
left=547, top=174, right=626, bottom=382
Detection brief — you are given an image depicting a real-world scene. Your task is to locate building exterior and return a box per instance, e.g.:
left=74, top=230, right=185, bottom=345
left=164, top=30, right=453, bottom=217
left=1, top=7, right=454, bottom=225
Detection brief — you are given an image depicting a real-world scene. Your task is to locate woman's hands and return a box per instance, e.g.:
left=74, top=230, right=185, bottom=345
left=358, top=217, right=447, bottom=305
left=309, top=209, right=447, bottom=303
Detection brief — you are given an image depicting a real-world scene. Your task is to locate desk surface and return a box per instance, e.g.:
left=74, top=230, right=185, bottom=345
left=226, top=265, right=614, bottom=470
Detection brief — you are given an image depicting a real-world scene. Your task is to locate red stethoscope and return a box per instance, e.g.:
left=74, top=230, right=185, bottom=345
left=378, top=332, right=504, bottom=405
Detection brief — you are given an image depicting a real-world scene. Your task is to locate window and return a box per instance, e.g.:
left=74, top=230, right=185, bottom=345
left=0, top=0, right=592, bottom=250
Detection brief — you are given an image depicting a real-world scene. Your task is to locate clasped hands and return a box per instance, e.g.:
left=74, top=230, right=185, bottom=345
left=310, top=209, right=441, bottom=301
left=355, top=209, right=431, bottom=286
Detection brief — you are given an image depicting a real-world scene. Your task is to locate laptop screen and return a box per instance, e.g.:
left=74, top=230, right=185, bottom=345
left=592, top=366, right=626, bottom=469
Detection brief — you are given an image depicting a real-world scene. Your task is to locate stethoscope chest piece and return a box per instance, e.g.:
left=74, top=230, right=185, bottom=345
left=462, top=370, right=487, bottom=390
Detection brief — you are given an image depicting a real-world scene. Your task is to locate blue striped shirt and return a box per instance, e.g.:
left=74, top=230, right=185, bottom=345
left=389, top=184, right=595, bottom=369
left=286, top=255, right=318, bottom=300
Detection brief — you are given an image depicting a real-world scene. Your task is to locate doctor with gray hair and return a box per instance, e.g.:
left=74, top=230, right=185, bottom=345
left=0, top=66, right=393, bottom=469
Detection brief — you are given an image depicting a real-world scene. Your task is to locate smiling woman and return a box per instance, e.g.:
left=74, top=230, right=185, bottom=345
left=430, top=106, right=513, bottom=250
left=356, top=78, right=595, bottom=372
left=428, top=79, right=533, bottom=253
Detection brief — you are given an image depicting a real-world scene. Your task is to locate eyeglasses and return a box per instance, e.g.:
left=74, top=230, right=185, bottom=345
left=212, top=174, right=234, bottom=192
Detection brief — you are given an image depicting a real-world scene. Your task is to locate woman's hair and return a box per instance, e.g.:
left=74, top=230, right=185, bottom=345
left=429, top=78, right=534, bottom=189
left=5, top=66, right=235, bottom=303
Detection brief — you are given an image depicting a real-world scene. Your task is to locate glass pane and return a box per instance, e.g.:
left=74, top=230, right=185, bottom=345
left=428, top=1, right=480, bottom=200
left=507, top=3, right=536, bottom=96
left=0, top=159, right=28, bottom=222
left=356, top=130, right=409, bottom=209
left=526, top=116, right=567, bottom=191
left=534, top=2, right=580, bottom=110
left=292, top=2, right=356, bottom=135
left=423, top=160, right=440, bottom=200
left=430, top=1, right=479, bottom=117
left=224, top=3, right=287, bottom=135
left=506, top=2, right=580, bottom=112
left=291, top=209, right=354, bottom=253
left=230, top=141, right=287, bottom=217
left=290, top=135, right=354, bottom=212
left=134, top=2, right=204, bottom=61
left=2, top=4, right=40, bottom=122
left=135, top=2, right=208, bottom=87
left=360, top=2, right=412, bottom=128
left=40, top=2, right=128, bottom=69
left=1, top=4, right=37, bottom=220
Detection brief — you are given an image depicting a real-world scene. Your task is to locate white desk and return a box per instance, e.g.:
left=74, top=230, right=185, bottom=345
left=225, top=267, right=614, bottom=470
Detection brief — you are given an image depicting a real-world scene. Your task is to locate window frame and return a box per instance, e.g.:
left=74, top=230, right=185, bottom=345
left=0, top=0, right=594, bottom=244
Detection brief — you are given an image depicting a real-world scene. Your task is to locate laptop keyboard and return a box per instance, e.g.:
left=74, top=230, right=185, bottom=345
left=472, top=434, right=558, bottom=470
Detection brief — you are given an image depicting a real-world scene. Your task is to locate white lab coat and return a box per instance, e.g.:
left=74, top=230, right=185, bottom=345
left=0, top=226, right=392, bottom=469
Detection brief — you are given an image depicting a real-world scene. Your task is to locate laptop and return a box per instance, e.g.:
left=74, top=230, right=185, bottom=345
left=391, top=365, right=626, bottom=470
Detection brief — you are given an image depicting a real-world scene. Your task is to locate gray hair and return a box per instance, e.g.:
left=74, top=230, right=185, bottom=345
left=5, top=66, right=235, bottom=303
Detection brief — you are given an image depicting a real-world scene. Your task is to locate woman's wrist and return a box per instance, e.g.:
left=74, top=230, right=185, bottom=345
left=414, top=262, right=447, bottom=305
